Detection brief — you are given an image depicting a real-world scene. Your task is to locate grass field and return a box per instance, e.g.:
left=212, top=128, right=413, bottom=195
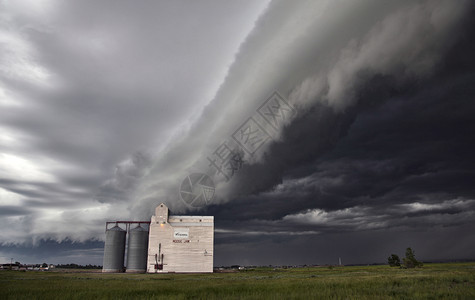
left=1, top=263, right=474, bottom=299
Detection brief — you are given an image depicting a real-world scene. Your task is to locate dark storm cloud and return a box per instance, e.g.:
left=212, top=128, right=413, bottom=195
left=0, top=239, right=104, bottom=265
left=199, top=2, right=475, bottom=264
left=138, top=0, right=468, bottom=213
left=206, top=67, right=475, bottom=221
left=214, top=224, right=475, bottom=266
left=0, top=205, right=31, bottom=216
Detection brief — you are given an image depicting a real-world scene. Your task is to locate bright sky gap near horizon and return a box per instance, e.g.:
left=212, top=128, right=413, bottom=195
left=1, top=0, right=474, bottom=266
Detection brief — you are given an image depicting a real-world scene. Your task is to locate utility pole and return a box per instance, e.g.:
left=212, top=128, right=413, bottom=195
left=339, top=257, right=342, bottom=266
left=10, top=258, right=13, bottom=270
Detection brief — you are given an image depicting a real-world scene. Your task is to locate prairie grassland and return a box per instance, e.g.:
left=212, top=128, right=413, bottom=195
left=1, top=263, right=474, bottom=299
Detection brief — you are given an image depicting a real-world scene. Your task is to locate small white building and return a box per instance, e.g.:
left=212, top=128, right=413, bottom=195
left=146, top=203, right=214, bottom=273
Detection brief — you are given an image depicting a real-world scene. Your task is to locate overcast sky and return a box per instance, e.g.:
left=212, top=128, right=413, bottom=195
left=1, top=0, right=474, bottom=266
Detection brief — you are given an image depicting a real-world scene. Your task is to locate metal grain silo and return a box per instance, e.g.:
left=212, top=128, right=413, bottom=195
left=126, top=225, right=149, bottom=273
left=102, top=225, right=126, bottom=272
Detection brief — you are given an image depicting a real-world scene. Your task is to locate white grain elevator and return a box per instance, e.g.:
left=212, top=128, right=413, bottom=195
left=147, top=203, right=214, bottom=273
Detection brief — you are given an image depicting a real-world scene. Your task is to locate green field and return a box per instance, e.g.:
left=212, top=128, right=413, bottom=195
left=1, top=263, right=474, bottom=299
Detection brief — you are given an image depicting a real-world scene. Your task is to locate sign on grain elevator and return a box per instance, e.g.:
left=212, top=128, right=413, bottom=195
left=146, top=203, right=214, bottom=273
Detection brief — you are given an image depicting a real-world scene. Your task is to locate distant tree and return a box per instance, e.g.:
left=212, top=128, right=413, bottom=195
left=41, top=263, right=48, bottom=268
left=55, top=263, right=102, bottom=269
left=402, top=247, right=423, bottom=268
left=387, top=254, right=401, bottom=267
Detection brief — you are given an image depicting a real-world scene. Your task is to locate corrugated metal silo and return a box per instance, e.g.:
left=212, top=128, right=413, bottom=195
left=126, top=225, right=149, bottom=273
left=102, top=225, right=126, bottom=272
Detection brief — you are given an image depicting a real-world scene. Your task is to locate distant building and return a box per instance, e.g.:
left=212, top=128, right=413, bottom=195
left=0, top=263, right=19, bottom=270
left=146, top=203, right=214, bottom=273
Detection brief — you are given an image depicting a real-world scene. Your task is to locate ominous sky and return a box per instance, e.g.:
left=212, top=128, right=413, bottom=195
left=1, top=0, right=474, bottom=266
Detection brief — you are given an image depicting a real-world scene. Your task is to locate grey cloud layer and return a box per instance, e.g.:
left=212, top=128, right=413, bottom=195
left=0, top=0, right=268, bottom=245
